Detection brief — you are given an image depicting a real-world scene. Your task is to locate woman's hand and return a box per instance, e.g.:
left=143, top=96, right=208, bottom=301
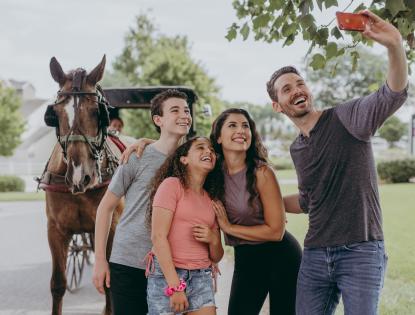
left=192, top=224, right=219, bottom=245
left=170, top=291, right=189, bottom=313
left=212, top=200, right=232, bottom=234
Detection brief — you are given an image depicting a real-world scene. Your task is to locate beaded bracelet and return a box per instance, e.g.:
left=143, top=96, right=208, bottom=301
left=164, top=279, right=187, bottom=297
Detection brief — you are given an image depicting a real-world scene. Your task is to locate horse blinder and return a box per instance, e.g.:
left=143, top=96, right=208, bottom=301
left=44, top=105, right=59, bottom=127
left=98, top=101, right=110, bottom=128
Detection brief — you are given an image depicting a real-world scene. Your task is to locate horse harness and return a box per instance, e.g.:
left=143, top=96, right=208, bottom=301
left=38, top=68, right=121, bottom=192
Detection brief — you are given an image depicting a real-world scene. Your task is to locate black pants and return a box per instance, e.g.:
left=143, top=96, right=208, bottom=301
left=228, top=231, right=302, bottom=315
left=109, top=262, right=148, bottom=315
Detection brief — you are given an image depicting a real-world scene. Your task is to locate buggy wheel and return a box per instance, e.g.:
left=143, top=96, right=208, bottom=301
left=82, top=232, right=95, bottom=266
left=66, top=234, right=87, bottom=292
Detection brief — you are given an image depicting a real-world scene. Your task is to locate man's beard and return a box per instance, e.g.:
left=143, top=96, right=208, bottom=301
left=292, top=109, right=310, bottom=118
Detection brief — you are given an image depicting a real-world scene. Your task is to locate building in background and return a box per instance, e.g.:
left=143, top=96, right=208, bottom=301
left=0, top=79, right=55, bottom=191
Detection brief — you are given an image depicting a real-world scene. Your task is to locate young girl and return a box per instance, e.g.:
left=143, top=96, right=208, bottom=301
left=146, top=137, right=224, bottom=315
left=210, top=108, right=302, bottom=315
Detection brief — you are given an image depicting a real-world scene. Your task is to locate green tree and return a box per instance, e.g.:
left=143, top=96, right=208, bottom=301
left=224, top=101, right=285, bottom=141
left=109, top=14, right=223, bottom=139
left=227, top=0, right=415, bottom=71
left=0, top=83, right=25, bottom=156
left=305, top=47, right=387, bottom=108
left=378, top=115, right=407, bottom=148
left=304, top=47, right=415, bottom=108
left=101, top=70, right=133, bottom=89
left=224, top=100, right=281, bottom=122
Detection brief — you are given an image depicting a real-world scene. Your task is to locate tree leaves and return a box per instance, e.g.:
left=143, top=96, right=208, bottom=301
left=325, top=42, right=338, bottom=60
left=240, top=23, right=250, bottom=40
left=325, top=0, right=338, bottom=10
left=378, top=115, right=407, bottom=147
left=282, top=22, right=298, bottom=37
left=228, top=0, right=415, bottom=71
left=268, top=0, right=285, bottom=11
left=226, top=23, right=238, bottom=41
left=113, top=14, right=223, bottom=138
left=299, top=14, right=315, bottom=29
left=310, top=53, right=326, bottom=70
left=330, top=26, right=343, bottom=39
left=304, top=48, right=402, bottom=109
left=0, top=84, right=25, bottom=156
left=386, top=0, right=407, bottom=17
left=350, top=50, right=360, bottom=72
left=252, top=13, right=271, bottom=29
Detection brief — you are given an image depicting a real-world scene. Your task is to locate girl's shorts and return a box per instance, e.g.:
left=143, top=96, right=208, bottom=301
left=147, top=257, right=216, bottom=315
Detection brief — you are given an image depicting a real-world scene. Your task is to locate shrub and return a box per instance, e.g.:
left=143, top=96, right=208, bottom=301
left=0, top=176, right=25, bottom=192
left=377, top=159, right=415, bottom=183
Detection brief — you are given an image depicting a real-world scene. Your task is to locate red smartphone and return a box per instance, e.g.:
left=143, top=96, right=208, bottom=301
left=336, top=12, right=369, bottom=32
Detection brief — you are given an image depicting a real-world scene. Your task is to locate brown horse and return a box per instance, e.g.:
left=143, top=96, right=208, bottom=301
left=39, top=56, right=122, bottom=315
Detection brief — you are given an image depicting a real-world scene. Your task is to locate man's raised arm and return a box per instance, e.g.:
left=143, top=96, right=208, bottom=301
left=361, top=10, right=407, bottom=91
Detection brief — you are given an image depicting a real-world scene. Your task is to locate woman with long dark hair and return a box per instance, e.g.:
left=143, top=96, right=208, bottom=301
left=210, top=108, right=302, bottom=315
left=146, top=137, right=223, bottom=315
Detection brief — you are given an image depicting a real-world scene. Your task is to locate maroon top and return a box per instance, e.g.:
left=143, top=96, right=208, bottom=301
left=224, top=167, right=265, bottom=246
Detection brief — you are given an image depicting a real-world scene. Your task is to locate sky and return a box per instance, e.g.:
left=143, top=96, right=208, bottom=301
left=0, top=0, right=310, bottom=104
left=0, top=0, right=411, bottom=105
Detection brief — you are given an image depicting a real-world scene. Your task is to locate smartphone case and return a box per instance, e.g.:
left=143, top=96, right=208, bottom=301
left=336, top=12, right=369, bottom=31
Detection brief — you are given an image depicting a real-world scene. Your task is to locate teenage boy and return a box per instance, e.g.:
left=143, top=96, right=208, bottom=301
left=92, top=89, right=192, bottom=315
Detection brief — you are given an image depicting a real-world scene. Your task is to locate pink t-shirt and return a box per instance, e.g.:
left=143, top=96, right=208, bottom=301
left=153, top=177, right=217, bottom=270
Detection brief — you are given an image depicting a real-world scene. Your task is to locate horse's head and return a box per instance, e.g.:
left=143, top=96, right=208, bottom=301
left=45, top=56, right=110, bottom=194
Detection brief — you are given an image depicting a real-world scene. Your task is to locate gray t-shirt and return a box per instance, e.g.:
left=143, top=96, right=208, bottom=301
left=109, top=144, right=166, bottom=269
left=290, top=83, right=408, bottom=248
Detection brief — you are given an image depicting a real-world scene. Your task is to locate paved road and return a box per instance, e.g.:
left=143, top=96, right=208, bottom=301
left=0, top=201, right=269, bottom=315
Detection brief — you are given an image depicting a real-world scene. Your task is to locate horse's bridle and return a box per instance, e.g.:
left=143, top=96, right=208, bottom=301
left=47, top=68, right=110, bottom=183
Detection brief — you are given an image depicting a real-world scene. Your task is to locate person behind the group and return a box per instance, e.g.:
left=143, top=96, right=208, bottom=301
left=210, top=108, right=302, bottom=315
left=147, top=136, right=223, bottom=315
left=266, top=10, right=408, bottom=315
left=92, top=89, right=192, bottom=315
left=108, top=117, right=124, bottom=134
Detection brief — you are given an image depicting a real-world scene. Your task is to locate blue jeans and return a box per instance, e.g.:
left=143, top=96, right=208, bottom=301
left=147, top=257, right=215, bottom=315
left=296, top=240, right=387, bottom=315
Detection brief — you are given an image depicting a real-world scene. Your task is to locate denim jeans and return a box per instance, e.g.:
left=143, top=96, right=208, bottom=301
left=296, top=240, right=387, bottom=315
left=147, top=257, right=215, bottom=315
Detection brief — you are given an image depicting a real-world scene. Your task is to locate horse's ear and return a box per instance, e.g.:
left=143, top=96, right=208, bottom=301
left=87, top=55, right=106, bottom=85
left=50, top=57, right=66, bottom=86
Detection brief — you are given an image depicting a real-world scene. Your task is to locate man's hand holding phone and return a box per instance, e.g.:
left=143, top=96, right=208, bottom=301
left=336, top=12, right=369, bottom=32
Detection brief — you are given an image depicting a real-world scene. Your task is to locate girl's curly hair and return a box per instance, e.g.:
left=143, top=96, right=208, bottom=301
left=147, top=137, right=219, bottom=226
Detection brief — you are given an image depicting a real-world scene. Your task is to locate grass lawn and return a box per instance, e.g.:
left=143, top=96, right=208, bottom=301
left=0, top=191, right=45, bottom=202
left=280, top=183, right=415, bottom=315
left=275, top=169, right=297, bottom=180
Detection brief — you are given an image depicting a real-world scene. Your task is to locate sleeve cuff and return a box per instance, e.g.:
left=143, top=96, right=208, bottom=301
left=299, top=196, right=309, bottom=214
left=108, top=185, right=124, bottom=198
left=384, top=81, right=409, bottom=97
